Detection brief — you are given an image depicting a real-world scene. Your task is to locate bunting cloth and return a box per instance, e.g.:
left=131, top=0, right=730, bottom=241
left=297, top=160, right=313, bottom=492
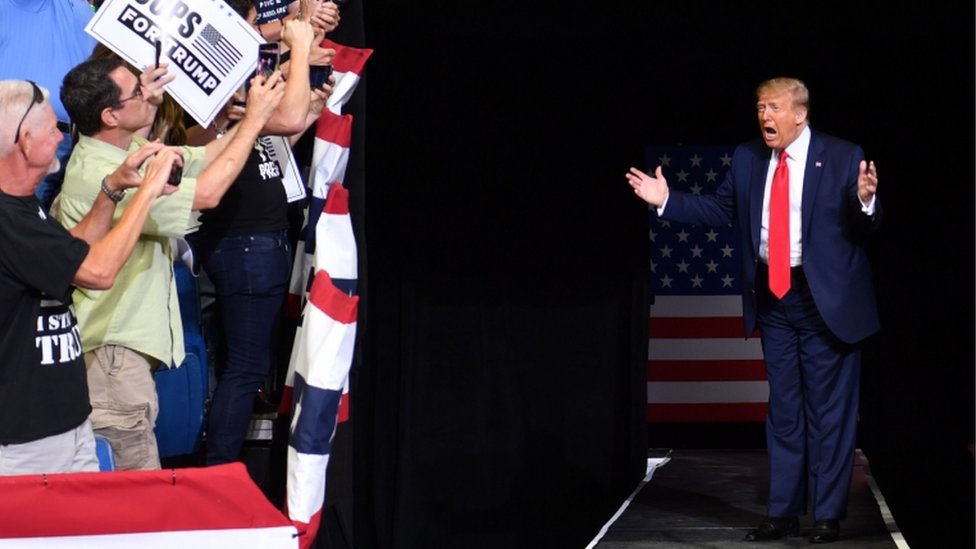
left=280, top=269, right=358, bottom=547
left=285, top=111, right=353, bottom=317
left=278, top=38, right=371, bottom=548
left=321, top=39, right=373, bottom=115
left=286, top=39, right=372, bottom=317
left=0, top=463, right=297, bottom=548
left=644, top=145, right=768, bottom=423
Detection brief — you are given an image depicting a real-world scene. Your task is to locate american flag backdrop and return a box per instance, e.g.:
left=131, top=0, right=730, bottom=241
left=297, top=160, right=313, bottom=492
left=645, top=146, right=768, bottom=423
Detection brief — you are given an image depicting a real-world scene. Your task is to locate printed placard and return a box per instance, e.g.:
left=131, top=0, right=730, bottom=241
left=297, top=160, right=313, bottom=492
left=86, top=0, right=263, bottom=128
left=267, top=136, right=307, bottom=203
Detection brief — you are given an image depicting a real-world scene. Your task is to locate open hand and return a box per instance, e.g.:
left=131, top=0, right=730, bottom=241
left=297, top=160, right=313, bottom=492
left=626, top=166, right=669, bottom=207
left=857, top=160, right=878, bottom=203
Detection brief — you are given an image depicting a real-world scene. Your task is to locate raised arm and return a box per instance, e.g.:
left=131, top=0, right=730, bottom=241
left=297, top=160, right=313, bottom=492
left=67, top=140, right=166, bottom=244
left=261, top=18, right=316, bottom=135
left=289, top=79, right=333, bottom=146
left=192, top=71, right=286, bottom=210
left=72, top=147, right=182, bottom=289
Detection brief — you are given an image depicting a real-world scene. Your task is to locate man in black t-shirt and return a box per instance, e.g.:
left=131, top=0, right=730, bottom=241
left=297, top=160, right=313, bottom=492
left=0, top=79, right=181, bottom=475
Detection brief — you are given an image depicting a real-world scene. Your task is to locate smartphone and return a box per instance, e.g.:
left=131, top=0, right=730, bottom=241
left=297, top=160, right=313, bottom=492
left=309, top=65, right=333, bottom=89
left=257, top=43, right=280, bottom=78
left=168, top=163, right=183, bottom=186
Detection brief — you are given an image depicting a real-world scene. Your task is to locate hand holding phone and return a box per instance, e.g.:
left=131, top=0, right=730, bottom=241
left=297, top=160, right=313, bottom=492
left=257, top=43, right=280, bottom=79
left=309, top=65, right=333, bottom=88
left=167, top=163, right=183, bottom=186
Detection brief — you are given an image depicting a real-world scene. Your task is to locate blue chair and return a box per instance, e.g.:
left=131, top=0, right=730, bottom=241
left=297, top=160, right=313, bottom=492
left=154, top=259, right=209, bottom=458
left=94, top=435, right=115, bottom=471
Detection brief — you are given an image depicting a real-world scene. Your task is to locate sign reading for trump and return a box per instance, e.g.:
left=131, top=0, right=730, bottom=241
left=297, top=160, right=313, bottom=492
left=86, top=0, right=263, bottom=128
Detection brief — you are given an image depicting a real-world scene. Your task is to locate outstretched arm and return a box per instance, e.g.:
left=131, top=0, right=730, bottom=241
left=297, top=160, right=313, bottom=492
left=289, top=80, right=333, bottom=146
left=261, top=18, right=317, bottom=135
left=192, top=71, right=287, bottom=210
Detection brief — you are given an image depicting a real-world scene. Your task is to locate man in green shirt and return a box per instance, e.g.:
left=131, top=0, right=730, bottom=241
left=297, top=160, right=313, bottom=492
left=57, top=56, right=285, bottom=470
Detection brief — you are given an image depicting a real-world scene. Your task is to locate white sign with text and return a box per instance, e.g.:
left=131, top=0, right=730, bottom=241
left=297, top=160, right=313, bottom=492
left=86, top=0, right=263, bottom=128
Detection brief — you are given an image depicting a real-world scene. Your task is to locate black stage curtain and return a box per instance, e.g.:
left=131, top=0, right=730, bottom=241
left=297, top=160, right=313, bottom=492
left=353, top=3, right=650, bottom=548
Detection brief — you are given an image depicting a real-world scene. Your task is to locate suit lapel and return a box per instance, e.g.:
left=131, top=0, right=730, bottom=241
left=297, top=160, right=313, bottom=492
left=801, top=132, right=826, bottom=244
left=750, top=147, right=770, bottom=255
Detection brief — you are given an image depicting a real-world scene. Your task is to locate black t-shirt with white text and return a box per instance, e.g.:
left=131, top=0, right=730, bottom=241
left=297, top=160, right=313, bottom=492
left=253, top=0, right=292, bottom=25
left=0, top=192, right=90, bottom=444
left=195, top=137, right=289, bottom=243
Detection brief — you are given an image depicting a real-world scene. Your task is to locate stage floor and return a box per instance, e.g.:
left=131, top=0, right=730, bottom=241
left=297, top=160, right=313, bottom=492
left=591, top=449, right=907, bottom=548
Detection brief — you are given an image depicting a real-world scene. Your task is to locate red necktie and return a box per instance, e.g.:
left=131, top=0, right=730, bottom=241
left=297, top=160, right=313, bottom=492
left=768, top=149, right=790, bottom=298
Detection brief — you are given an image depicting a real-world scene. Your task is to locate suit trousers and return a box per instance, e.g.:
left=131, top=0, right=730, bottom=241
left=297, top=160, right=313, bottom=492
left=756, top=266, right=861, bottom=521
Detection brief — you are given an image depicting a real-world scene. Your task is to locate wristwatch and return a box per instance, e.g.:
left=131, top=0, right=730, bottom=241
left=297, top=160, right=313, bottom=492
left=101, top=176, right=126, bottom=203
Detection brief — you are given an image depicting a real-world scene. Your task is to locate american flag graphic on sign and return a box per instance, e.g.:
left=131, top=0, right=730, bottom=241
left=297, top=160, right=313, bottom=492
left=192, top=23, right=242, bottom=77
left=645, top=145, right=768, bottom=423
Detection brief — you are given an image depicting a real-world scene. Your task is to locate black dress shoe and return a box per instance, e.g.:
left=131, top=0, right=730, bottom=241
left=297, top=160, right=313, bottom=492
left=809, top=519, right=840, bottom=543
left=743, top=516, right=799, bottom=541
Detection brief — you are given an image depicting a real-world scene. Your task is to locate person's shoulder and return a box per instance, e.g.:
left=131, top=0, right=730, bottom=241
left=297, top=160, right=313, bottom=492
left=732, top=139, right=769, bottom=162
left=65, top=0, right=95, bottom=23
left=0, top=194, right=45, bottom=233
left=0, top=193, right=30, bottom=217
left=810, top=129, right=860, bottom=152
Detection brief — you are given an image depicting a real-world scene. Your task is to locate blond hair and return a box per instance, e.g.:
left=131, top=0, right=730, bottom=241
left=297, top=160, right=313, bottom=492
left=757, top=77, right=810, bottom=117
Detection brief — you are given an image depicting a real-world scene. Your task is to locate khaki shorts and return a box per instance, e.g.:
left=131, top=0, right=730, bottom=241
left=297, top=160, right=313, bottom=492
left=85, top=345, right=162, bottom=470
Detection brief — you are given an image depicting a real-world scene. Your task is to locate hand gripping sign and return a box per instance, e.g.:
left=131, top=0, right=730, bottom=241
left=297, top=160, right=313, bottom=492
left=86, top=0, right=263, bottom=128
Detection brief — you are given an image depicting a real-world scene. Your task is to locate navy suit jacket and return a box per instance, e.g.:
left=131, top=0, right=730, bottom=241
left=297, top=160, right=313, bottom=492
left=661, top=129, right=881, bottom=344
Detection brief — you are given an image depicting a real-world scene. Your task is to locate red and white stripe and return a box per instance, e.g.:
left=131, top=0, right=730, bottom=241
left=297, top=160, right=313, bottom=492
left=320, top=39, right=373, bottom=115
left=0, top=463, right=296, bottom=548
left=647, top=295, right=767, bottom=422
left=286, top=112, right=353, bottom=317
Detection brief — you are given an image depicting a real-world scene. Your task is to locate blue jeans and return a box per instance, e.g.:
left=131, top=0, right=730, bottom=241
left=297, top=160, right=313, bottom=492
left=35, top=132, right=72, bottom=211
left=198, top=231, right=292, bottom=465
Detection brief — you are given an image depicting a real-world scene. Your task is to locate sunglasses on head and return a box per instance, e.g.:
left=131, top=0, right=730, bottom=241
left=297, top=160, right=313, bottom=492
left=13, top=80, right=43, bottom=145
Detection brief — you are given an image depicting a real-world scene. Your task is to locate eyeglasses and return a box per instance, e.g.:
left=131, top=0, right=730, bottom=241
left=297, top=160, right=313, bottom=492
left=13, top=80, right=43, bottom=144
left=115, top=86, right=143, bottom=108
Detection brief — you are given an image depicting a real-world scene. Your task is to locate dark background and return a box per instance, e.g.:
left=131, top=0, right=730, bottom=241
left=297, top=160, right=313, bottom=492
left=326, top=2, right=974, bottom=548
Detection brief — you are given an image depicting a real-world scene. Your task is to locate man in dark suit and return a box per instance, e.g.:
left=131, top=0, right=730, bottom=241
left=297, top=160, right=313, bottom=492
left=626, top=77, right=880, bottom=544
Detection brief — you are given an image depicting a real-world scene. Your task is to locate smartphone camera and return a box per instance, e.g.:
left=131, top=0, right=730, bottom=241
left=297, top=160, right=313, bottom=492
left=309, top=65, right=333, bottom=89
left=168, top=163, right=183, bottom=186
left=257, top=43, right=280, bottom=79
